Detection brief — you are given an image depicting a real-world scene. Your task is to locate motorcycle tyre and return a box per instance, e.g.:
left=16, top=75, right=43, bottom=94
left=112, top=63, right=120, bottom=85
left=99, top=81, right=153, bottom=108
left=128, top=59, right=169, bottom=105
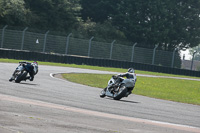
left=113, top=85, right=127, bottom=100
left=15, top=71, right=27, bottom=83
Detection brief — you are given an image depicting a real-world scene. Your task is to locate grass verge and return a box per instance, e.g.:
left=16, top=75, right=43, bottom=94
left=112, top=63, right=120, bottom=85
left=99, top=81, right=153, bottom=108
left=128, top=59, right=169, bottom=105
left=62, top=73, right=200, bottom=105
left=1, top=58, right=200, bottom=105
left=1, top=58, right=200, bottom=79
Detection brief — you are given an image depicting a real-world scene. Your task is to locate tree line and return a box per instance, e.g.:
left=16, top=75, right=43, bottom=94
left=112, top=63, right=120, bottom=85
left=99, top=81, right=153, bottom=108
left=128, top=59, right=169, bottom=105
left=0, top=0, right=199, bottom=51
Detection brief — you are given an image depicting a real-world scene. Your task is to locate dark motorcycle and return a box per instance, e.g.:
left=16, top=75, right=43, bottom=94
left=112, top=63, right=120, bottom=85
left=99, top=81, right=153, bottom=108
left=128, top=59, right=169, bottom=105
left=9, top=62, right=37, bottom=83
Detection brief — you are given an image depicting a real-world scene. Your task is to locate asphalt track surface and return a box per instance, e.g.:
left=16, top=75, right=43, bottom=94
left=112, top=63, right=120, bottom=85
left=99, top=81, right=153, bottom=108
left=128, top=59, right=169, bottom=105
left=0, top=62, right=200, bottom=133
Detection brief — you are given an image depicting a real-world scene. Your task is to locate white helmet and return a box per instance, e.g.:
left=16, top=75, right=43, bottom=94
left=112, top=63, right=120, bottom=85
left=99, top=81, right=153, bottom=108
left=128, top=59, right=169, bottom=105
left=128, top=68, right=134, bottom=73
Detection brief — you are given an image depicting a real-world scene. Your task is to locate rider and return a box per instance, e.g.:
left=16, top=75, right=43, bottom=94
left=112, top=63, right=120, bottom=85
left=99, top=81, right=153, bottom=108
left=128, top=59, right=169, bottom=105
left=9, top=61, right=38, bottom=82
left=115, top=68, right=136, bottom=87
left=103, top=68, right=137, bottom=96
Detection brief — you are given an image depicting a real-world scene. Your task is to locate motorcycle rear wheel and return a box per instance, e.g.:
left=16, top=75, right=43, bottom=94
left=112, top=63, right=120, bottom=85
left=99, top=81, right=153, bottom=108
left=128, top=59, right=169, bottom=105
left=113, top=85, right=127, bottom=100
left=15, top=71, right=27, bottom=83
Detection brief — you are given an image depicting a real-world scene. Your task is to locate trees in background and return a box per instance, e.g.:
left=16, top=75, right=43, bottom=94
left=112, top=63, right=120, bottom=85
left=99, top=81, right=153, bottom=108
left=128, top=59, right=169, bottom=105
left=0, top=0, right=81, bottom=32
left=0, top=0, right=199, bottom=51
left=24, top=0, right=81, bottom=31
left=0, top=0, right=31, bottom=26
left=81, top=0, right=200, bottom=50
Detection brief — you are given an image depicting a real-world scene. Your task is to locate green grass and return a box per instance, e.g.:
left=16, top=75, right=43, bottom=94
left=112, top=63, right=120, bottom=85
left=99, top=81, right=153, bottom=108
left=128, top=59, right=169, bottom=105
left=135, top=76, right=200, bottom=105
left=62, top=73, right=200, bottom=105
left=1, top=58, right=200, bottom=105
left=62, top=73, right=111, bottom=88
left=1, top=58, right=199, bottom=79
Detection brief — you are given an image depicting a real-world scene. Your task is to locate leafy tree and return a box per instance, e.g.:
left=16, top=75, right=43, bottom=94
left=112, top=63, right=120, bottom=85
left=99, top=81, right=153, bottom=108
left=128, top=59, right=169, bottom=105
left=1, top=0, right=199, bottom=53
left=0, top=0, right=30, bottom=26
left=0, top=0, right=82, bottom=32
left=24, top=0, right=81, bottom=31
left=81, top=0, right=200, bottom=50
left=74, top=19, right=127, bottom=42
left=80, top=0, right=119, bottom=23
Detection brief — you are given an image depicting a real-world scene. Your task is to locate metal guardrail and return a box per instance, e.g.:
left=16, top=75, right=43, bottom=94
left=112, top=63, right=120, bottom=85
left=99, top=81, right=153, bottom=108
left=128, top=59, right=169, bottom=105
left=1, top=48, right=200, bottom=77
left=0, top=26, right=198, bottom=70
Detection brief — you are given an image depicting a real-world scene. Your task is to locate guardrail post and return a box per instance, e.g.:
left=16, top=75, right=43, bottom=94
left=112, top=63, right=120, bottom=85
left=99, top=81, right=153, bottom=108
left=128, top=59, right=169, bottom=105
left=1, top=25, right=8, bottom=48
left=152, top=44, right=159, bottom=65
left=65, top=33, right=72, bottom=55
left=110, top=40, right=116, bottom=59
left=171, top=48, right=177, bottom=68
left=21, top=27, right=28, bottom=50
left=131, top=43, right=137, bottom=62
left=191, top=51, right=197, bottom=70
left=43, top=30, right=49, bottom=52
left=88, top=36, right=94, bottom=57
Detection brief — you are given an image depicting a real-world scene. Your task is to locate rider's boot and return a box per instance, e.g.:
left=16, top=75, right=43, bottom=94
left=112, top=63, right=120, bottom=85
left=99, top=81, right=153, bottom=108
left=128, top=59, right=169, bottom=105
left=9, top=76, right=14, bottom=82
left=29, top=76, right=34, bottom=81
left=9, top=77, right=13, bottom=82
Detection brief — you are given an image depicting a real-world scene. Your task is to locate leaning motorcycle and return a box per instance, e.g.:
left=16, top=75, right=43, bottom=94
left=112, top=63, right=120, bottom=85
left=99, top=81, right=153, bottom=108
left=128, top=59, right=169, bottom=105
left=100, top=75, right=136, bottom=100
left=10, top=62, right=29, bottom=83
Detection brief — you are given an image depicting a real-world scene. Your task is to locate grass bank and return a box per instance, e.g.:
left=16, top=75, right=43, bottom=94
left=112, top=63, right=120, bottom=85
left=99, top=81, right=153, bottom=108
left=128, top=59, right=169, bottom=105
left=1, top=58, right=199, bottom=79
left=1, top=58, right=200, bottom=105
left=62, top=73, right=200, bottom=105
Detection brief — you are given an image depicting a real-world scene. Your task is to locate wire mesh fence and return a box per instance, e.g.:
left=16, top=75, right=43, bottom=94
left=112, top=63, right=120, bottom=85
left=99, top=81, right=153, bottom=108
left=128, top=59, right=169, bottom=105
left=0, top=26, right=198, bottom=70
left=134, top=47, right=154, bottom=64
left=24, top=31, right=45, bottom=52
left=90, top=41, right=111, bottom=59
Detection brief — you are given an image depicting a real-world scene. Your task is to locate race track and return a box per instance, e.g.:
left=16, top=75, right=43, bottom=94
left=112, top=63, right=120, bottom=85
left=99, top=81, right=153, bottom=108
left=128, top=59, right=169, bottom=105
left=0, top=62, right=200, bottom=133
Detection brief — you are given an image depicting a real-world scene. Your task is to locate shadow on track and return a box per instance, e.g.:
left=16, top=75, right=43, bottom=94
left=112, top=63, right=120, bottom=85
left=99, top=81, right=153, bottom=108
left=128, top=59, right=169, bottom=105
left=119, top=99, right=140, bottom=104
left=19, top=82, right=38, bottom=86
left=104, top=97, right=140, bottom=104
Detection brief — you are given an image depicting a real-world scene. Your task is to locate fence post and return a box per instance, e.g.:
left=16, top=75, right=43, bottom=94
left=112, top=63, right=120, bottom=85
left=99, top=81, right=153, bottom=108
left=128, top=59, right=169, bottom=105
left=110, top=40, right=116, bottom=59
left=171, top=48, right=177, bottom=68
left=1, top=25, right=8, bottom=48
left=65, top=33, right=72, bottom=55
left=131, top=43, right=137, bottom=62
left=88, top=36, right=94, bottom=57
left=152, top=44, right=159, bottom=65
left=21, top=27, right=28, bottom=50
left=43, top=30, right=49, bottom=52
left=191, top=51, right=197, bottom=70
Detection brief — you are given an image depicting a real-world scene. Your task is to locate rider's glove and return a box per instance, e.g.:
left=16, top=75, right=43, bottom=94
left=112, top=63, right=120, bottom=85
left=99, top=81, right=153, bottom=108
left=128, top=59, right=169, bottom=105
left=117, top=74, right=121, bottom=78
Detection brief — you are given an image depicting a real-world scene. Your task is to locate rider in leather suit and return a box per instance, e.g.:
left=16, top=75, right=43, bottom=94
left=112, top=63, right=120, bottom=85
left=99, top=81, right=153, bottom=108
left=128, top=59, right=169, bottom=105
left=103, top=68, right=137, bottom=96
left=9, top=61, right=38, bottom=82
left=114, top=68, right=136, bottom=95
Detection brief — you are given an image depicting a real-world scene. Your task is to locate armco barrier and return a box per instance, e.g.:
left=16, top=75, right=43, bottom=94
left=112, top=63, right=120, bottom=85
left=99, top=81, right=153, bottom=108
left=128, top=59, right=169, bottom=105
left=0, top=48, right=200, bottom=77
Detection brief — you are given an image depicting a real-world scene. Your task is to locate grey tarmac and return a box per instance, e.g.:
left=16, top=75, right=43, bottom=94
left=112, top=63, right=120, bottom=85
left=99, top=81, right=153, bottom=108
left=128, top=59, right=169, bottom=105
left=0, top=62, right=200, bottom=133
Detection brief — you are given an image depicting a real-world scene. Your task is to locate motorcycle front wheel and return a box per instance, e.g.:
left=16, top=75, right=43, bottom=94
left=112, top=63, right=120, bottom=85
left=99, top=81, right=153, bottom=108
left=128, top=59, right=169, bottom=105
left=100, top=88, right=106, bottom=98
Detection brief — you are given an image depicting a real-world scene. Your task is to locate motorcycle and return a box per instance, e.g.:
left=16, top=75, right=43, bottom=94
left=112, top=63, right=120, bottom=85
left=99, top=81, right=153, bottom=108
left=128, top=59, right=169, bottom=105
left=9, top=62, right=37, bottom=83
left=100, top=75, right=136, bottom=100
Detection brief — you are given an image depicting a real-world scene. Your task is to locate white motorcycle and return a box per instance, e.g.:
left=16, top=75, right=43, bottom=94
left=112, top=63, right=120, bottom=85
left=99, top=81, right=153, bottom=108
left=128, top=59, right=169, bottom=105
left=100, top=75, right=136, bottom=100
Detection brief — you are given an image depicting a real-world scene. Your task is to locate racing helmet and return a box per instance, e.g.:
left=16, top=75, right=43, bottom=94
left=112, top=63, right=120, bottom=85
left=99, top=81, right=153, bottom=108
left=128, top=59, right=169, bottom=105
left=128, top=68, right=135, bottom=73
